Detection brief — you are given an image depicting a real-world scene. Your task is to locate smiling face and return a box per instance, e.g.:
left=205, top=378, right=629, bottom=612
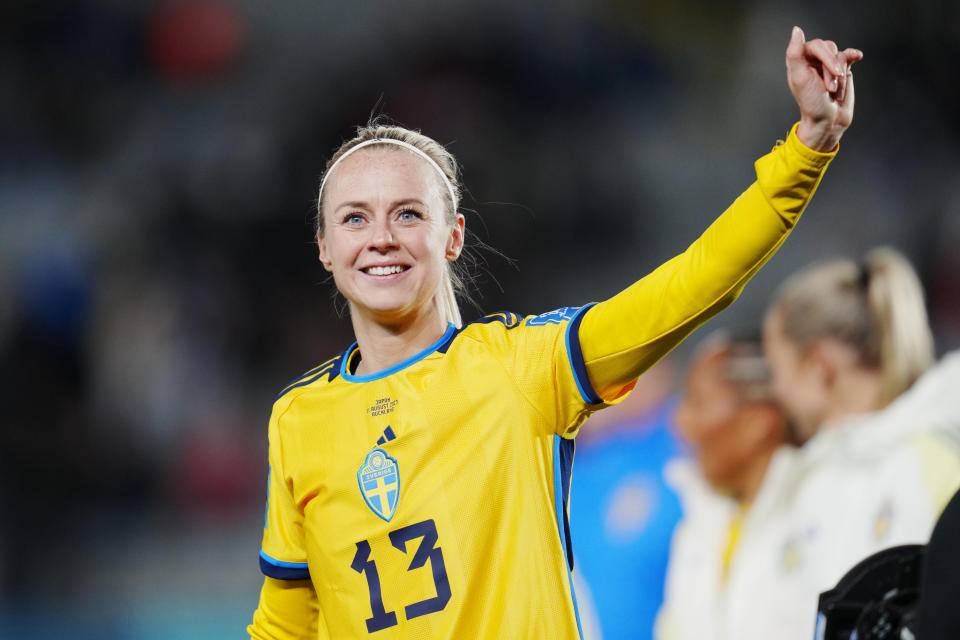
left=317, top=147, right=464, bottom=326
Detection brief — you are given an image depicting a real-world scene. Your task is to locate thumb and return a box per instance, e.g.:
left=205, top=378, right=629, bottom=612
left=785, top=25, right=806, bottom=68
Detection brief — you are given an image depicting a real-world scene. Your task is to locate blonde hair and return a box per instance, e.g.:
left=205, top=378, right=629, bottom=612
left=771, top=247, right=934, bottom=405
left=316, top=124, right=465, bottom=327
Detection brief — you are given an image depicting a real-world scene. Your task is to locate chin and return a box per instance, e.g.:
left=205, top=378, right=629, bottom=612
left=351, top=297, right=425, bottom=322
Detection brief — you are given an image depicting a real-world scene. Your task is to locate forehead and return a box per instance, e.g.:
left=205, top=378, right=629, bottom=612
left=688, top=344, right=727, bottom=382
left=324, top=147, right=442, bottom=208
left=687, top=347, right=738, bottom=396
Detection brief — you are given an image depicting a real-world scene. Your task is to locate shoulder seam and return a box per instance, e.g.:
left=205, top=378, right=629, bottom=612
left=274, top=355, right=342, bottom=402
left=465, top=311, right=560, bottom=429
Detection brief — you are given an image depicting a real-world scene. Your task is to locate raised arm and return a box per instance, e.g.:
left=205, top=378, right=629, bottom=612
left=578, top=28, right=862, bottom=400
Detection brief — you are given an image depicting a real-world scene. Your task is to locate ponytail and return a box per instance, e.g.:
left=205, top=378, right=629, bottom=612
left=772, top=246, right=933, bottom=406
left=439, top=268, right=463, bottom=328
left=862, top=247, right=934, bottom=404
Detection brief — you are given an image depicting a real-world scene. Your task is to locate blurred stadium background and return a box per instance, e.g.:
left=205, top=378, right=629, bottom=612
left=1, top=0, right=958, bottom=637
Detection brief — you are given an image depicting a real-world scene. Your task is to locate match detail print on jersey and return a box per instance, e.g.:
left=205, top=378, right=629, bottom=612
left=358, top=448, right=401, bottom=521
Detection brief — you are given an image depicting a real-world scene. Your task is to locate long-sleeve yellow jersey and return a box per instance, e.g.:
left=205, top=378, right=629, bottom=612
left=248, top=124, right=835, bottom=639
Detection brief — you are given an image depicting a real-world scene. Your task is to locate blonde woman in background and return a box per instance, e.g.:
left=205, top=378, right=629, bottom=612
left=759, top=247, right=960, bottom=639
left=656, top=248, right=960, bottom=640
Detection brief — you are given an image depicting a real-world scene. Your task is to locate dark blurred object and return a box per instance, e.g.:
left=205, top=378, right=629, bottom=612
left=149, top=0, right=244, bottom=81
left=171, top=420, right=264, bottom=517
left=816, top=545, right=922, bottom=640
left=916, top=487, right=960, bottom=639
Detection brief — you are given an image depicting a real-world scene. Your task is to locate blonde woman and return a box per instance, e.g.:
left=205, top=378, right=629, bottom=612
left=745, top=247, right=960, bottom=640
left=248, top=28, right=861, bottom=640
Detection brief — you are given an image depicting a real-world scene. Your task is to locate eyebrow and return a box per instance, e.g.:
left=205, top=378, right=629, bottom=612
left=334, top=198, right=428, bottom=213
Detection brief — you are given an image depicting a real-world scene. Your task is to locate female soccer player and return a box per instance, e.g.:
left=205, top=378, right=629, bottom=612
left=249, top=27, right=861, bottom=639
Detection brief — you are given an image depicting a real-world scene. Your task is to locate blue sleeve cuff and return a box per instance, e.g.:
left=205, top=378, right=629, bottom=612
left=564, top=303, right=603, bottom=405
left=259, top=550, right=311, bottom=580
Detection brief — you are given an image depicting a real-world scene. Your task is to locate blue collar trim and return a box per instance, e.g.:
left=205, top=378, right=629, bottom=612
left=340, top=323, right=456, bottom=383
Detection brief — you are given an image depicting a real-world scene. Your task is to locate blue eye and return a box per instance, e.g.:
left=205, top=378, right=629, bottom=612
left=398, top=209, right=422, bottom=221
left=344, top=213, right=364, bottom=225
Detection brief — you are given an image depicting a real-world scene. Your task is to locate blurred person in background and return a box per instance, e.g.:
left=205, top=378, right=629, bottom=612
left=655, top=332, right=791, bottom=640
left=660, top=248, right=960, bottom=640
left=571, top=358, right=683, bottom=640
left=755, top=246, right=960, bottom=639
left=247, top=29, right=860, bottom=639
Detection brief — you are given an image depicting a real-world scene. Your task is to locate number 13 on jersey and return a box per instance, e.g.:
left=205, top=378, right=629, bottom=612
left=351, top=519, right=452, bottom=633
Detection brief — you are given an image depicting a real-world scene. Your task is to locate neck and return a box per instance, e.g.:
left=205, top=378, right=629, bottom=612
left=732, top=447, right=777, bottom=504
left=821, top=366, right=884, bottom=427
left=349, top=304, right=450, bottom=377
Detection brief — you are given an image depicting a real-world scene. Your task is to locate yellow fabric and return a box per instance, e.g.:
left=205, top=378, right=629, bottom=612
left=580, top=123, right=834, bottom=399
left=248, top=124, right=835, bottom=639
left=249, top=579, right=322, bottom=640
left=914, top=432, right=960, bottom=517
left=721, top=503, right=750, bottom=582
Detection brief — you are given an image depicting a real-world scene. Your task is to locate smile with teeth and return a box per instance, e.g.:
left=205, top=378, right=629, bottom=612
left=363, top=265, right=409, bottom=276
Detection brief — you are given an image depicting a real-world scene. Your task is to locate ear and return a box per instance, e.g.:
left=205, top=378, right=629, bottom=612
left=446, top=214, right=466, bottom=261
left=317, top=233, right=333, bottom=271
left=808, top=339, right=847, bottom=392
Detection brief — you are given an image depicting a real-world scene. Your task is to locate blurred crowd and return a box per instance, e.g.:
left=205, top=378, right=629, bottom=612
left=1, top=0, right=959, bottom=638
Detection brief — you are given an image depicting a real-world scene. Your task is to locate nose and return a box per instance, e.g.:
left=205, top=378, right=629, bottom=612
left=369, top=217, right=396, bottom=252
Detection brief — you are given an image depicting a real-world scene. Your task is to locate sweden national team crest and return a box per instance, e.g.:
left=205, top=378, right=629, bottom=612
left=358, top=448, right=400, bottom=521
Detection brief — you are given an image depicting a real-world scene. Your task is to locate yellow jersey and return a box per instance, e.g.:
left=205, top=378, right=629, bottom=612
left=248, top=125, right=836, bottom=639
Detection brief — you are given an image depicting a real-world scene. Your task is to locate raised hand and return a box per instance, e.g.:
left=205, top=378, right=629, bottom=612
left=786, top=26, right=863, bottom=152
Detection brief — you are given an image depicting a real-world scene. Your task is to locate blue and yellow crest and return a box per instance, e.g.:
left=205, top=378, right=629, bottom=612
left=357, top=448, right=400, bottom=521
left=526, top=306, right=580, bottom=326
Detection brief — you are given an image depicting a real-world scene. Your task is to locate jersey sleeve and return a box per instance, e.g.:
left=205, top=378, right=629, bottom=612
left=248, top=577, right=322, bottom=640
left=259, top=401, right=310, bottom=579
left=579, top=123, right=836, bottom=398
left=248, top=400, right=321, bottom=638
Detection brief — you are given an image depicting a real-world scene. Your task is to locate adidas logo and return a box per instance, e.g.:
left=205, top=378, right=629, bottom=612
left=376, top=426, right=397, bottom=446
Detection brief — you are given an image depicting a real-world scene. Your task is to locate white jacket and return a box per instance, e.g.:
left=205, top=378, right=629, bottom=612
left=656, top=351, right=960, bottom=640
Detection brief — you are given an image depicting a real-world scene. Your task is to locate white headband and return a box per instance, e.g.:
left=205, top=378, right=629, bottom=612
left=317, top=138, right=458, bottom=212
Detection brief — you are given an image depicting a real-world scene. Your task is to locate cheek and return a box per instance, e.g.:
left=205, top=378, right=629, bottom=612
left=767, top=349, right=799, bottom=407
left=698, top=429, right=740, bottom=482
left=674, top=407, right=710, bottom=450
left=323, top=232, right=361, bottom=266
left=795, top=367, right=827, bottom=410
left=414, top=230, right=451, bottom=279
left=771, top=368, right=793, bottom=407
left=685, top=406, right=733, bottom=450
